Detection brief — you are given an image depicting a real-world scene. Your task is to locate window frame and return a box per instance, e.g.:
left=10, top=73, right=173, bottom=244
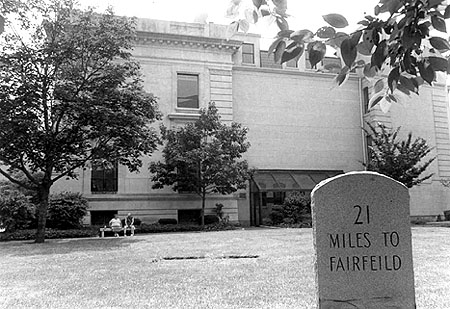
left=242, top=43, right=255, bottom=64
left=90, top=161, right=119, bottom=194
left=177, top=73, right=199, bottom=109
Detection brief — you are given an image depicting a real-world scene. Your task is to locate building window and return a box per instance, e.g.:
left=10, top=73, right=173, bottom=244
left=362, top=87, right=369, bottom=114
left=91, top=161, right=118, bottom=193
left=242, top=43, right=254, bottom=64
left=260, top=50, right=282, bottom=68
left=177, top=73, right=199, bottom=109
left=176, top=163, right=198, bottom=194
left=178, top=209, right=201, bottom=224
left=365, top=135, right=373, bottom=166
left=285, top=58, right=299, bottom=68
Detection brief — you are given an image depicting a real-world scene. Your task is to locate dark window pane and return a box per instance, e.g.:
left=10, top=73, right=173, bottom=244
left=362, top=87, right=369, bottom=114
left=91, top=161, right=118, bottom=193
left=91, top=211, right=117, bottom=226
left=91, top=179, right=103, bottom=192
left=177, top=74, right=199, bottom=108
left=178, top=209, right=201, bottom=224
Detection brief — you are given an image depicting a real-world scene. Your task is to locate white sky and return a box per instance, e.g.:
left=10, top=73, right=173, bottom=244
left=78, top=0, right=380, bottom=40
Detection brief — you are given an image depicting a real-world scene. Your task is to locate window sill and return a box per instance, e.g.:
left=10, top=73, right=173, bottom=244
left=175, top=107, right=200, bottom=113
left=91, top=191, right=118, bottom=194
left=168, top=110, right=201, bottom=121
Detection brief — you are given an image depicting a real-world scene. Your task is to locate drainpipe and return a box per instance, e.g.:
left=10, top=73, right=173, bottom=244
left=358, top=78, right=368, bottom=170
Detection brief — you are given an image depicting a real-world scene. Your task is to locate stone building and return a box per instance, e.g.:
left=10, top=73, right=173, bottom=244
left=53, top=18, right=450, bottom=226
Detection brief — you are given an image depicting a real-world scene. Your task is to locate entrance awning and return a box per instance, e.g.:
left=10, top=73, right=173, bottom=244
left=252, top=170, right=343, bottom=192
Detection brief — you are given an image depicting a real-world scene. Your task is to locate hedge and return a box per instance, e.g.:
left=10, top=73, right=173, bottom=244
left=0, top=228, right=98, bottom=241
left=0, top=222, right=240, bottom=241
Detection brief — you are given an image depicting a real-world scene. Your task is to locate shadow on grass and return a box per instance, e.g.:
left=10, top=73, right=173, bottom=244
left=3, top=237, right=146, bottom=257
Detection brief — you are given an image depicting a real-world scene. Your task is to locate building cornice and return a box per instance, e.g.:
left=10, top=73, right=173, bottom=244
left=233, top=65, right=361, bottom=81
left=135, top=31, right=242, bottom=52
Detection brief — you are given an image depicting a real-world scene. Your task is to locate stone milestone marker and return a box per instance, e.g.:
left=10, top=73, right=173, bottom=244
left=311, top=171, right=415, bottom=309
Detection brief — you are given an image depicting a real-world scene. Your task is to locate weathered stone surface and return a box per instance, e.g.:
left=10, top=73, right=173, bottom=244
left=311, top=171, right=415, bottom=309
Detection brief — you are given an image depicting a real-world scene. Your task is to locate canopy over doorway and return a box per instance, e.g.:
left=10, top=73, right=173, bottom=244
left=250, top=170, right=344, bottom=226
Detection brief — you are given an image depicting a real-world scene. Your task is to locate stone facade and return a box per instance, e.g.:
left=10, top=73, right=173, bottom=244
left=50, top=18, right=450, bottom=225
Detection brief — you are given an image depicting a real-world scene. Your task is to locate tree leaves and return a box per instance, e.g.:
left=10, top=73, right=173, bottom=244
left=427, top=0, right=444, bottom=8
left=316, top=26, right=336, bottom=39
left=340, top=31, right=361, bottom=67
left=418, top=60, right=435, bottom=85
left=238, top=19, right=250, bottom=33
left=445, top=5, right=450, bottom=18
left=373, top=79, right=384, bottom=93
left=322, top=13, right=349, bottom=28
left=357, top=29, right=376, bottom=55
left=333, top=66, right=349, bottom=87
left=281, top=42, right=304, bottom=63
left=290, top=29, right=313, bottom=43
left=268, top=37, right=283, bottom=56
left=327, top=32, right=349, bottom=48
left=429, top=36, right=450, bottom=52
left=369, top=92, right=384, bottom=109
left=375, top=0, right=402, bottom=15
left=276, top=16, right=289, bottom=31
left=387, top=66, right=400, bottom=92
left=0, top=15, right=4, bottom=34
left=244, top=8, right=258, bottom=24
left=273, top=0, right=288, bottom=17
left=226, top=21, right=239, bottom=39
left=428, top=56, right=448, bottom=72
left=431, top=15, right=447, bottom=32
left=371, top=40, right=388, bottom=69
left=340, top=38, right=356, bottom=68
left=252, top=0, right=265, bottom=9
left=274, top=40, right=286, bottom=63
left=308, top=41, right=326, bottom=68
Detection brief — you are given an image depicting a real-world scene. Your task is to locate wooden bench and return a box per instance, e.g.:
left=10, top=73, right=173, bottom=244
left=99, top=226, right=136, bottom=237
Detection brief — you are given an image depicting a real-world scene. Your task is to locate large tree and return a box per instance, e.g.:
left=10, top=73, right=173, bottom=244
left=0, top=0, right=161, bottom=242
left=364, top=122, right=436, bottom=187
left=150, top=103, right=250, bottom=227
left=228, top=0, right=450, bottom=109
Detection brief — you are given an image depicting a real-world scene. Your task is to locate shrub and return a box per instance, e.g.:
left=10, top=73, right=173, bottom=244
left=282, top=192, right=311, bottom=223
left=267, top=192, right=311, bottom=226
left=269, top=205, right=284, bottom=225
left=158, top=218, right=178, bottom=225
left=46, top=192, right=88, bottom=229
left=199, top=214, right=219, bottom=225
left=138, top=222, right=239, bottom=234
left=0, top=191, right=36, bottom=231
left=215, top=203, right=224, bottom=220
left=0, top=228, right=98, bottom=241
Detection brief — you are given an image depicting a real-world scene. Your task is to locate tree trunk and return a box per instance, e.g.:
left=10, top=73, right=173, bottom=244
left=201, top=191, right=206, bottom=228
left=35, top=185, right=50, bottom=243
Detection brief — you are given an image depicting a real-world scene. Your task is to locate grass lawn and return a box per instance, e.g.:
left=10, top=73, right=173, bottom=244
left=0, top=227, right=449, bottom=309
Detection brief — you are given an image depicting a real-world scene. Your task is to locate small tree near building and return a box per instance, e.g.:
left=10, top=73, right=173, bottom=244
left=364, top=122, right=436, bottom=188
left=150, top=103, right=251, bottom=227
left=0, top=0, right=161, bottom=243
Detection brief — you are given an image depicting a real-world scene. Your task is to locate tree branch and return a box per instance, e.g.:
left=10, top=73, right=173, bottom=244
left=0, top=167, right=36, bottom=190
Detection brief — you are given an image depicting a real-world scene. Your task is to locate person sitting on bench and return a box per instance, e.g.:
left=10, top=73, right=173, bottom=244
left=109, top=214, right=122, bottom=237
left=124, top=213, right=135, bottom=236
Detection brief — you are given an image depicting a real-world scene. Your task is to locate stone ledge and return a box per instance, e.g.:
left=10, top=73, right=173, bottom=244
left=424, top=221, right=450, bottom=227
